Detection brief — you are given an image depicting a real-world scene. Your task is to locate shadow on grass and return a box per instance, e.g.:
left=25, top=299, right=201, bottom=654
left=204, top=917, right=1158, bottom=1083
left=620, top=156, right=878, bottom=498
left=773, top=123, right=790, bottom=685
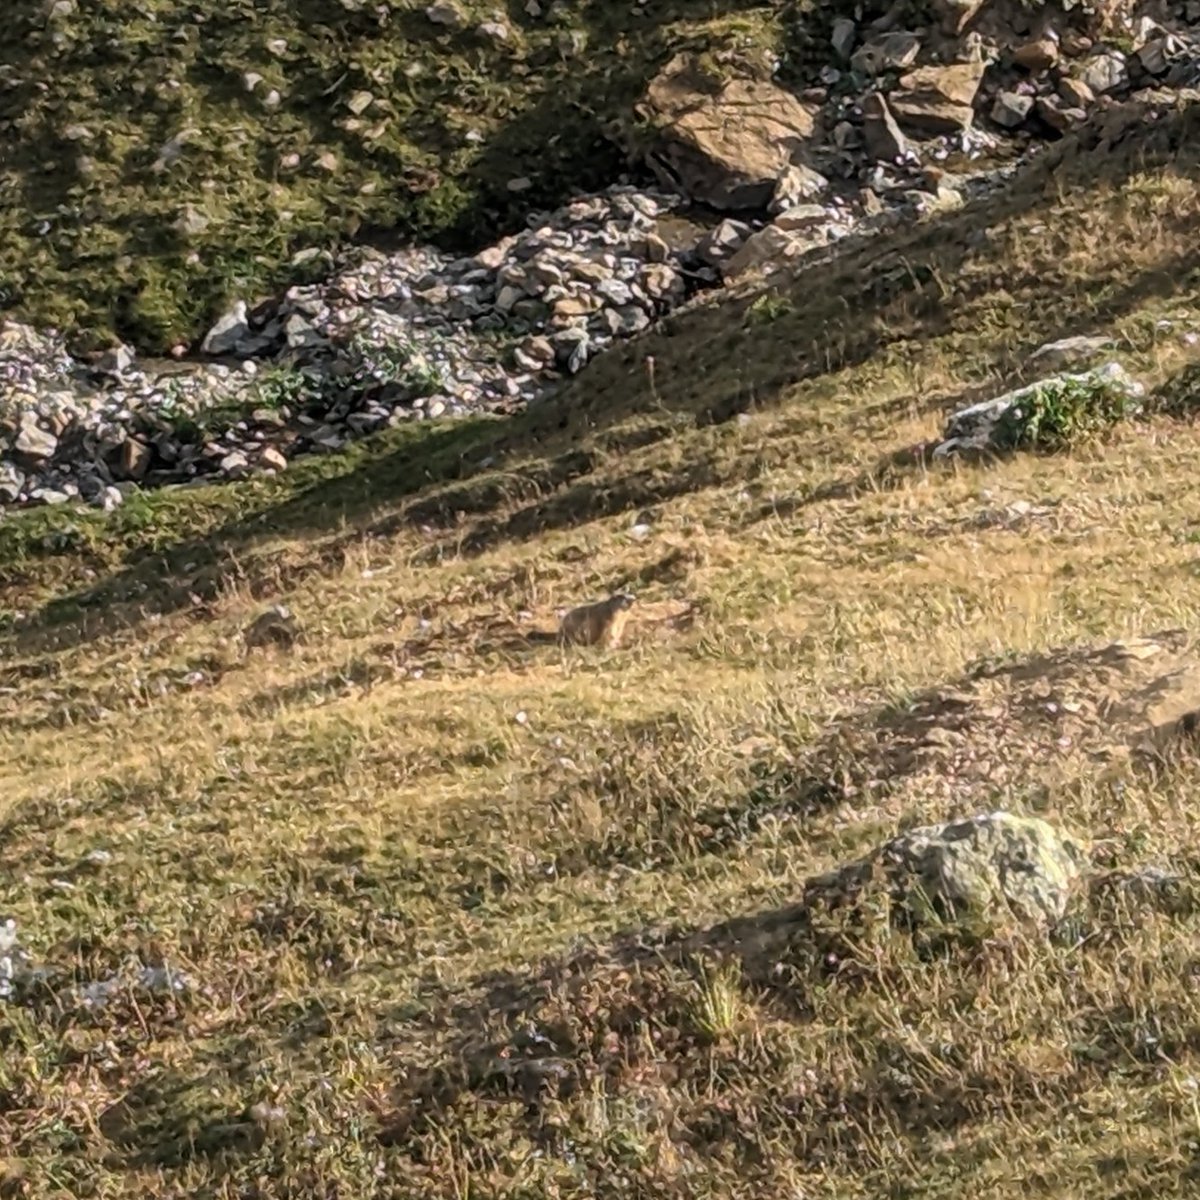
left=96, top=1068, right=266, bottom=1169
left=10, top=94, right=1200, bottom=653
left=370, top=879, right=1176, bottom=1172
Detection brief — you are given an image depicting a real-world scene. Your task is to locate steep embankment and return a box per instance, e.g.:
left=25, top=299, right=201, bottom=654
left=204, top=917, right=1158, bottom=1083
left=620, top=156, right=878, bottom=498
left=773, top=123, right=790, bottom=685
left=4, top=80, right=1200, bottom=1197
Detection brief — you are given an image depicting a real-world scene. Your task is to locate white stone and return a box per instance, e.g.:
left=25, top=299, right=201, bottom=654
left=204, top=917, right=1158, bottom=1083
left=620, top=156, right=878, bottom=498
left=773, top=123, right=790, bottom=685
left=201, top=301, right=250, bottom=356
left=425, top=0, right=463, bottom=27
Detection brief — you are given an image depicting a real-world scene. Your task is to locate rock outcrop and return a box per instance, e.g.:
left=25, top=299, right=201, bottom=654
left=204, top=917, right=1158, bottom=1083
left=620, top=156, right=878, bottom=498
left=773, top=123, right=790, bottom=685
left=932, top=362, right=1144, bottom=456
left=808, top=812, right=1087, bottom=928
left=639, top=53, right=818, bottom=210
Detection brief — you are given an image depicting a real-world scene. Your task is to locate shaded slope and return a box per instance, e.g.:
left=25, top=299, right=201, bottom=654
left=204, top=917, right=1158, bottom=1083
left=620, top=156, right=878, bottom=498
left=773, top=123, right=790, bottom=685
left=5, top=90, right=1200, bottom=640
left=0, top=0, right=777, bottom=347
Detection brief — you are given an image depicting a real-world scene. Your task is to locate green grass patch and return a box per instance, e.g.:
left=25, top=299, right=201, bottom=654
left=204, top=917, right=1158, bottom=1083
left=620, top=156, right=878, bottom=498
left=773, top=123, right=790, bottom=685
left=991, top=370, right=1145, bottom=452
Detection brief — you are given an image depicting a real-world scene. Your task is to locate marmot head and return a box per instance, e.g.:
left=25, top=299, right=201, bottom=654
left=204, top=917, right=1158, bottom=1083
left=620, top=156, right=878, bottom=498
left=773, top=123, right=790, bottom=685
left=610, top=592, right=636, bottom=610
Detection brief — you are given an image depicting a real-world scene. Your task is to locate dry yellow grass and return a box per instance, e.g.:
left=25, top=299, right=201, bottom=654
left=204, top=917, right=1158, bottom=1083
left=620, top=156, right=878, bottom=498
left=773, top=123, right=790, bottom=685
left=5, top=96, right=1200, bottom=1198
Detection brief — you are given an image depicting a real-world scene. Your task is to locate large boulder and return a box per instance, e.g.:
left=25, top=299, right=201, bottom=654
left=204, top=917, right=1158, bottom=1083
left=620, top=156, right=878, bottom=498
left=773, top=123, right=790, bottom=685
left=932, top=361, right=1143, bottom=457
left=889, top=62, right=986, bottom=136
left=810, top=812, right=1087, bottom=928
left=638, top=53, right=817, bottom=210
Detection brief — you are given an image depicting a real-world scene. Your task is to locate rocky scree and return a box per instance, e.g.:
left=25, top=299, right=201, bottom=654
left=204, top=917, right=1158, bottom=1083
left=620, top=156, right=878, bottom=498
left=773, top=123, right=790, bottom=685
left=0, top=188, right=707, bottom=510
left=0, top=166, right=982, bottom=512
left=6, top=0, right=1200, bottom=511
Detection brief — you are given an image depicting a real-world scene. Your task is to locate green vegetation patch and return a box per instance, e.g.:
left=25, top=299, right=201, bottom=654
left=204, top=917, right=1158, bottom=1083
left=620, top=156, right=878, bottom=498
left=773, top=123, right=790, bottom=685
left=991, top=368, right=1145, bottom=451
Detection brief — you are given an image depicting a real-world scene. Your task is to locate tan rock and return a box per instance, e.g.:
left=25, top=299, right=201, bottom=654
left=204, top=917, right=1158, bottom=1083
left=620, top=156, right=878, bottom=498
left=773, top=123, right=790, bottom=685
left=722, top=224, right=810, bottom=281
left=890, top=62, right=986, bottom=136
left=639, top=53, right=817, bottom=210
left=119, top=437, right=152, bottom=481
left=1059, top=77, right=1095, bottom=108
left=1013, top=38, right=1059, bottom=72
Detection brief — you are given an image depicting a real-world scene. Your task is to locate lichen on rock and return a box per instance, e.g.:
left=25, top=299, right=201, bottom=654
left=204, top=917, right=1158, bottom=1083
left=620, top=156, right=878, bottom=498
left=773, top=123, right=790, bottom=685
left=809, top=811, right=1088, bottom=929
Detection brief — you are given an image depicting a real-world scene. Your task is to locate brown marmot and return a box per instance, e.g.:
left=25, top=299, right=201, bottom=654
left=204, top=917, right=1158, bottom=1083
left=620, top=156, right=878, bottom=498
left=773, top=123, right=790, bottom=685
left=557, top=592, right=636, bottom=649
left=243, top=604, right=299, bottom=652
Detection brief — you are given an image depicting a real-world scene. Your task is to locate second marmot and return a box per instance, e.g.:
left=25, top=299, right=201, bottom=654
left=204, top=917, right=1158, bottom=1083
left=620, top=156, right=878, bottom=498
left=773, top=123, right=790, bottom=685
left=557, top=592, right=636, bottom=649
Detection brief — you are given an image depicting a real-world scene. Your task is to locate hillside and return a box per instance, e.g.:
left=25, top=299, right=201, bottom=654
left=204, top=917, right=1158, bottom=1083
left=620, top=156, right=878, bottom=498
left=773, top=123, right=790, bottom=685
left=6, top=4, right=1200, bottom=1200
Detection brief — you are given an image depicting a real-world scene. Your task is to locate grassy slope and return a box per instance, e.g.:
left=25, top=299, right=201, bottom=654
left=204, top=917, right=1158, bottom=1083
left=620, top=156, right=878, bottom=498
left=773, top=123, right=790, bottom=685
left=5, top=97, right=1200, bottom=1197
left=0, top=0, right=793, bottom=351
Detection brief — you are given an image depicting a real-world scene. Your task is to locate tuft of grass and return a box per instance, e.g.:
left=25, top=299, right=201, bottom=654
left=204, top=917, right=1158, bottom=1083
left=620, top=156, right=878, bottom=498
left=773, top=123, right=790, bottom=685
left=991, top=370, right=1144, bottom=451
left=688, top=957, right=748, bottom=1042
left=744, top=292, right=796, bottom=326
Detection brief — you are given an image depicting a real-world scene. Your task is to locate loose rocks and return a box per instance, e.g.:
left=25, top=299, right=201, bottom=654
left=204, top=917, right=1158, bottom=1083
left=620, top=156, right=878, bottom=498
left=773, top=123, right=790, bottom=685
left=0, top=187, right=709, bottom=509
left=6, top=14, right=1199, bottom=514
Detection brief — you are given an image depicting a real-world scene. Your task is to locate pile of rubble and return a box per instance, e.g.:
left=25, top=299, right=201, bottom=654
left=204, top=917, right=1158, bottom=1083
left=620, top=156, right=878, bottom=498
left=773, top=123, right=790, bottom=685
left=0, top=188, right=714, bottom=508
left=640, top=0, right=1200, bottom=239
left=0, top=178, right=943, bottom=510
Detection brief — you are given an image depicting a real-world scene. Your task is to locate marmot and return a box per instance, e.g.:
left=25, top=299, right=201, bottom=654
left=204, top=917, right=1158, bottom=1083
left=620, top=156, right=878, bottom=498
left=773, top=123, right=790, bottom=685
left=557, top=592, right=636, bottom=649
left=243, top=604, right=299, bottom=652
